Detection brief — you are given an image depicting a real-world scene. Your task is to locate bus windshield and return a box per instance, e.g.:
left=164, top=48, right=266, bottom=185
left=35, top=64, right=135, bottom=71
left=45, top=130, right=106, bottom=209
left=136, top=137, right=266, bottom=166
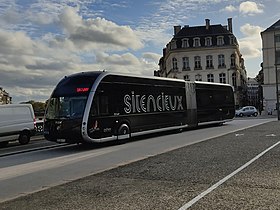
left=46, top=96, right=87, bottom=119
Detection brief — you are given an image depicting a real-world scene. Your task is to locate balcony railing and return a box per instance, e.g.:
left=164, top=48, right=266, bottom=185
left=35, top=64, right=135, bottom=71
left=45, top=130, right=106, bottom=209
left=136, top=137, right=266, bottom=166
left=182, top=67, right=191, bottom=71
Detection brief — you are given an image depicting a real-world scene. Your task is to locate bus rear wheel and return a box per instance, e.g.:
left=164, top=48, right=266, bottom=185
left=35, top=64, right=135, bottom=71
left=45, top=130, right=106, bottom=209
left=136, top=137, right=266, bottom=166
left=117, top=124, right=130, bottom=141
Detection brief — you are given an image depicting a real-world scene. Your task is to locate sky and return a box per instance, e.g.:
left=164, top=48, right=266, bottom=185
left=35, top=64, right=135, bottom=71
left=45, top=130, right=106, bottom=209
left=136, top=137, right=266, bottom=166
left=0, top=0, right=280, bottom=103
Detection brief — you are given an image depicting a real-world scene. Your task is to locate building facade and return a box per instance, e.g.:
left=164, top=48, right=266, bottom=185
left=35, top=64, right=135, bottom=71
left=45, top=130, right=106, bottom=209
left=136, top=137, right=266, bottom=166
left=155, top=18, right=247, bottom=107
left=247, top=78, right=260, bottom=108
left=0, top=87, right=11, bottom=104
left=261, top=19, right=280, bottom=114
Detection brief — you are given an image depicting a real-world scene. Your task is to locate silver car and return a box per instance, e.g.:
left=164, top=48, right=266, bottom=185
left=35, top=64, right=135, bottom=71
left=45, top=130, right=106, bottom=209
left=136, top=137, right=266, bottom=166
left=235, top=106, right=258, bottom=117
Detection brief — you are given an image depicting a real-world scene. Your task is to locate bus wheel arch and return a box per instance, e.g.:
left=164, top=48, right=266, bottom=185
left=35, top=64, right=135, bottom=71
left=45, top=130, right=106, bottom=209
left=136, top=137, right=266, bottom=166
left=117, top=123, right=130, bottom=140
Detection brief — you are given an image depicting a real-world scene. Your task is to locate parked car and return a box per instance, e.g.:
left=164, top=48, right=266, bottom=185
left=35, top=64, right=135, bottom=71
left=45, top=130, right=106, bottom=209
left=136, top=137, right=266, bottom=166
left=0, top=104, right=36, bottom=146
left=235, top=106, right=258, bottom=117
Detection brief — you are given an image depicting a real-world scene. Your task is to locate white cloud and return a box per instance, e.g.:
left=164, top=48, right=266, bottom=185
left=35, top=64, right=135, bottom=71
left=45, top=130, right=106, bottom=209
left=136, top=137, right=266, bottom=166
left=142, top=52, right=161, bottom=62
left=95, top=52, right=141, bottom=66
left=239, top=1, right=264, bottom=16
left=94, top=52, right=158, bottom=75
left=59, top=7, right=144, bottom=51
left=0, top=30, right=34, bottom=55
left=137, top=0, right=236, bottom=47
left=240, top=23, right=263, bottom=37
left=239, top=24, right=264, bottom=59
left=0, top=0, right=275, bottom=102
left=239, top=39, right=262, bottom=58
left=0, top=6, right=152, bottom=103
left=223, top=5, right=237, bottom=12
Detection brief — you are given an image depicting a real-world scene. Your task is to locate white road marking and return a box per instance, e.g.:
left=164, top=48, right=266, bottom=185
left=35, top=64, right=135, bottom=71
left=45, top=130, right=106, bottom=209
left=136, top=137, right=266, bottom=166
left=178, top=140, right=280, bottom=210
left=266, top=134, right=276, bottom=137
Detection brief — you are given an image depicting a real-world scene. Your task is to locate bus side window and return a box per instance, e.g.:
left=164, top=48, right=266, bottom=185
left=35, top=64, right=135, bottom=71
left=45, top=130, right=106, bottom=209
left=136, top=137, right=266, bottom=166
left=100, top=95, right=109, bottom=115
left=197, top=90, right=211, bottom=108
left=90, top=95, right=109, bottom=116
left=91, top=96, right=99, bottom=116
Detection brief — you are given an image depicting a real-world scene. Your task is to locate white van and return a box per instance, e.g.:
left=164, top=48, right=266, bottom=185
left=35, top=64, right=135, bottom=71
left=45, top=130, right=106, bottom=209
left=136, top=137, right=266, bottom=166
left=0, top=104, right=36, bottom=146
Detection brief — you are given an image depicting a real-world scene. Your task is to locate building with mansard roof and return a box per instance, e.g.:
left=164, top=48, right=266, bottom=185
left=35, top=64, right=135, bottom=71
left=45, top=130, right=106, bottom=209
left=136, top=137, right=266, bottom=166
left=155, top=18, right=247, bottom=107
left=0, top=87, right=11, bottom=104
left=261, top=19, right=280, bottom=115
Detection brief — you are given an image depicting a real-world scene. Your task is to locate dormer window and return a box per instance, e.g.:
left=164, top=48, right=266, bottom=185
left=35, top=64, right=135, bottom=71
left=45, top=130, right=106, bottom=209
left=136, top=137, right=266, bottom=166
left=205, top=37, right=212, bottom=46
left=171, top=40, right=177, bottom=49
left=229, top=36, right=235, bottom=45
left=193, top=37, right=201, bottom=47
left=217, top=36, right=224, bottom=46
left=182, top=38, right=189, bottom=48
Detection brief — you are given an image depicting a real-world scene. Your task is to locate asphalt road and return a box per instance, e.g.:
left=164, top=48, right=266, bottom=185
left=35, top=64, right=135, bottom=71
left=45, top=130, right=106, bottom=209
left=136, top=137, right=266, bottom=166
left=1, top=120, right=280, bottom=210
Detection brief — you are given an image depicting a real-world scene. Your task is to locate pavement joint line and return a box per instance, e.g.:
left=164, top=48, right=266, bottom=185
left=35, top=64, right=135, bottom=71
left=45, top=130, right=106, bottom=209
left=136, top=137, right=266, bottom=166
left=178, top=140, right=280, bottom=210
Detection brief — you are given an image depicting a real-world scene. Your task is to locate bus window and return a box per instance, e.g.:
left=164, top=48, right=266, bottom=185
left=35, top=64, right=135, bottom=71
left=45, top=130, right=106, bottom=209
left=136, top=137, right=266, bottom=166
left=100, top=95, right=109, bottom=115
left=90, top=95, right=109, bottom=116
left=45, top=96, right=87, bottom=119
left=91, top=98, right=99, bottom=116
left=196, top=89, right=211, bottom=108
left=71, top=98, right=87, bottom=117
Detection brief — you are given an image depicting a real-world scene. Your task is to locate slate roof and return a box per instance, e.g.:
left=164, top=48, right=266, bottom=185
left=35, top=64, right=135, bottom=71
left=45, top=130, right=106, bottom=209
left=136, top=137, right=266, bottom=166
left=174, top=24, right=232, bottom=38
left=263, top=19, right=280, bottom=32
left=171, top=24, right=236, bottom=48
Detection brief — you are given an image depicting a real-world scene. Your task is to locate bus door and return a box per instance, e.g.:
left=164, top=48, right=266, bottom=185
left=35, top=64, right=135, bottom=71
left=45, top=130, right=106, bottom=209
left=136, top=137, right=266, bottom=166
left=185, top=82, right=197, bottom=126
left=87, top=90, right=116, bottom=139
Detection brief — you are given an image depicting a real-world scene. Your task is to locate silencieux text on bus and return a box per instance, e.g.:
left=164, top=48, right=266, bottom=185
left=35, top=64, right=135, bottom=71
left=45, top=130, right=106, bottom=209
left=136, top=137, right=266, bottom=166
left=124, top=91, right=183, bottom=114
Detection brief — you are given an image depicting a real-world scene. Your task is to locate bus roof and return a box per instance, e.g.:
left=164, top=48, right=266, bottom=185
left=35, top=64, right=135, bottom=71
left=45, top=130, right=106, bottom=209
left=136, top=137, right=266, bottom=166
left=66, top=71, right=186, bottom=83
left=58, top=71, right=233, bottom=91
left=194, top=81, right=233, bottom=87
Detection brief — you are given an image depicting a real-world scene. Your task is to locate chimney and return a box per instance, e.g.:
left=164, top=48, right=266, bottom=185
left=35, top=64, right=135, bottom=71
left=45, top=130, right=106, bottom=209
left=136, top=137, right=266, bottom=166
left=174, top=25, right=181, bottom=35
left=205, top=19, right=210, bottom=30
left=228, top=18, right=233, bottom=33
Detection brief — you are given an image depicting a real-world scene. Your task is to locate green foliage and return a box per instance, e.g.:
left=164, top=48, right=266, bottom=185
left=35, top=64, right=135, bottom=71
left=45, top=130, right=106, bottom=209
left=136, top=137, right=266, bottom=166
left=20, top=100, right=46, bottom=116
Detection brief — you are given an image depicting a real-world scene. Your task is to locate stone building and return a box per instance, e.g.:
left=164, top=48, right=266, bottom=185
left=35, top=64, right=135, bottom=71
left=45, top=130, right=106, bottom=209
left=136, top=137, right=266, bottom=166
left=0, top=87, right=11, bottom=104
left=261, top=19, right=280, bottom=114
left=247, top=78, right=260, bottom=108
left=155, top=18, right=247, bottom=107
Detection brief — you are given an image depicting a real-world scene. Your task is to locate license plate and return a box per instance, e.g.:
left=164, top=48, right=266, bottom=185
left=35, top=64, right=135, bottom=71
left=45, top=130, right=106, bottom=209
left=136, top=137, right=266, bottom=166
left=57, top=139, right=66, bottom=143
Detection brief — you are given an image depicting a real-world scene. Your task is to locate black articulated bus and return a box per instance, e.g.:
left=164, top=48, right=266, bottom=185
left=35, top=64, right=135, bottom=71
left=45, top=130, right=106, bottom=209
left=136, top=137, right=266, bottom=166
left=44, top=71, right=235, bottom=144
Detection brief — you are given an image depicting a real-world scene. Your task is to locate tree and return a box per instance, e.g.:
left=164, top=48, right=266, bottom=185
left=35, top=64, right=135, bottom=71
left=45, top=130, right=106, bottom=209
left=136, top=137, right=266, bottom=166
left=20, top=100, right=46, bottom=117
